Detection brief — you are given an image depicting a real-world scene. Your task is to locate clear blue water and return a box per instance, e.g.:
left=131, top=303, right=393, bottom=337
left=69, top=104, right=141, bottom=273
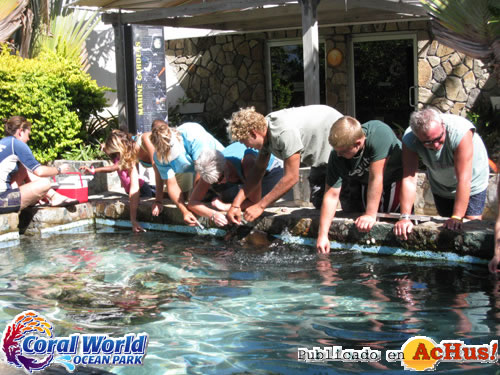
left=0, top=227, right=498, bottom=374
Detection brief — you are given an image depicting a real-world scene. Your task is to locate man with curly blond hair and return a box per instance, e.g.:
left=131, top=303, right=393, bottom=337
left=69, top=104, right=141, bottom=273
left=227, top=105, right=342, bottom=224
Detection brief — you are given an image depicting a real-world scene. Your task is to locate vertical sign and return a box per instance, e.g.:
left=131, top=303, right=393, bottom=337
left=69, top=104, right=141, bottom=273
left=130, top=25, right=168, bottom=134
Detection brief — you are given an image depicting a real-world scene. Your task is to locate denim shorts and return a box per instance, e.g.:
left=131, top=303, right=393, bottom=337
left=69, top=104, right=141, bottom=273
left=0, top=188, right=21, bottom=214
left=139, top=183, right=155, bottom=198
left=433, top=189, right=487, bottom=217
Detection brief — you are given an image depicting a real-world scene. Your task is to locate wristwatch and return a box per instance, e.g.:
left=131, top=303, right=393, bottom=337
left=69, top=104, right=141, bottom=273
left=57, top=166, right=62, bottom=175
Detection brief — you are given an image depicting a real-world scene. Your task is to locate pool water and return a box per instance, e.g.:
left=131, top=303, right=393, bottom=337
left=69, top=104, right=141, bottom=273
left=0, top=227, right=498, bottom=374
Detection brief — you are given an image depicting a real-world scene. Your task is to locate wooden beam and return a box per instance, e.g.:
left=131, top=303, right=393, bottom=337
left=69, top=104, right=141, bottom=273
left=345, top=0, right=426, bottom=16
left=112, top=24, right=129, bottom=130
left=103, top=0, right=425, bottom=30
left=300, top=0, right=320, bottom=105
left=103, top=0, right=297, bottom=24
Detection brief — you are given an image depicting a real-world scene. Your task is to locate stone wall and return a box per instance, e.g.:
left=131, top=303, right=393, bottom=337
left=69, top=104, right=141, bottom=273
left=165, top=20, right=497, bottom=127
left=166, top=34, right=268, bottom=128
left=417, top=40, right=497, bottom=115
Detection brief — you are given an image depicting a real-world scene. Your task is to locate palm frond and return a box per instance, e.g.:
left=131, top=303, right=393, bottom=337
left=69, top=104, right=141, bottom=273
left=421, top=0, right=500, bottom=81
left=35, top=9, right=100, bottom=70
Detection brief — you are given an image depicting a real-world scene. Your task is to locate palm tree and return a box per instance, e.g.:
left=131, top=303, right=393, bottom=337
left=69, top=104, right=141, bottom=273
left=0, top=0, right=99, bottom=70
left=0, top=0, right=32, bottom=57
left=421, top=0, right=500, bottom=82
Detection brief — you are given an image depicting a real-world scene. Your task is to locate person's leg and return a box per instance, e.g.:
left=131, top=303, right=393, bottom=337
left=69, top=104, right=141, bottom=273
left=0, top=189, right=21, bottom=214
left=16, top=168, right=72, bottom=206
left=19, top=179, right=51, bottom=209
left=308, top=165, right=327, bottom=209
left=378, top=180, right=402, bottom=213
left=139, top=181, right=153, bottom=198
left=10, top=164, right=29, bottom=186
left=339, top=177, right=363, bottom=213
left=174, top=173, right=194, bottom=202
left=262, top=167, right=294, bottom=200
left=464, top=189, right=487, bottom=220
left=431, top=194, right=455, bottom=218
left=433, top=190, right=486, bottom=220
left=210, top=183, right=239, bottom=211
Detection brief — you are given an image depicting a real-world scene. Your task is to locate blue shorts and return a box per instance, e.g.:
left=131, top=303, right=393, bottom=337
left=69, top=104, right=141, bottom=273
left=139, top=183, right=155, bottom=198
left=432, top=189, right=487, bottom=217
left=0, top=188, right=21, bottom=214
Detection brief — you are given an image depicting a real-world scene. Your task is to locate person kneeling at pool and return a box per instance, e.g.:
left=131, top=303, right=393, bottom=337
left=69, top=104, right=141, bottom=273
left=316, top=116, right=403, bottom=254
left=150, top=120, right=224, bottom=226
left=188, top=142, right=284, bottom=227
left=80, top=130, right=156, bottom=232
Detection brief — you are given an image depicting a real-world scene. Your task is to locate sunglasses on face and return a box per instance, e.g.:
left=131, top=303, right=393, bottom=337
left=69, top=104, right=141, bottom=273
left=421, top=125, right=445, bottom=146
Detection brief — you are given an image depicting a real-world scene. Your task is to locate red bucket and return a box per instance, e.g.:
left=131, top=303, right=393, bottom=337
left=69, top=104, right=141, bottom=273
left=54, top=172, right=88, bottom=203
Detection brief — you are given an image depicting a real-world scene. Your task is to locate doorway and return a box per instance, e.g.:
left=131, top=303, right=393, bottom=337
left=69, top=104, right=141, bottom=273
left=351, top=34, right=417, bottom=136
left=267, top=40, right=326, bottom=111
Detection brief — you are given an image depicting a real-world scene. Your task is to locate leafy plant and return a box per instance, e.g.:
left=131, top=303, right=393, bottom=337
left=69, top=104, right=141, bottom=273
left=61, top=143, right=105, bottom=161
left=271, top=70, right=292, bottom=111
left=33, top=8, right=100, bottom=71
left=467, top=104, right=500, bottom=157
left=0, top=45, right=109, bottom=163
left=82, top=109, right=118, bottom=144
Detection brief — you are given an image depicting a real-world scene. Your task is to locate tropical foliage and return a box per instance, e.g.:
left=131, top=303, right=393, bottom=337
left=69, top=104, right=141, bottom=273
left=0, top=0, right=29, bottom=45
left=34, top=8, right=100, bottom=71
left=421, top=0, right=500, bottom=82
left=0, top=0, right=100, bottom=71
left=0, top=46, right=108, bottom=162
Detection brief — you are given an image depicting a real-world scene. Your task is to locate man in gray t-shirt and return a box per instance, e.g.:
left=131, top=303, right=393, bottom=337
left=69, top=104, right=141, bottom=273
left=227, top=105, right=343, bottom=224
left=394, top=108, right=489, bottom=240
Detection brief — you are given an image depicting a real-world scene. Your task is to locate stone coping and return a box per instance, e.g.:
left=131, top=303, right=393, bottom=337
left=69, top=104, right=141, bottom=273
left=3, top=193, right=494, bottom=264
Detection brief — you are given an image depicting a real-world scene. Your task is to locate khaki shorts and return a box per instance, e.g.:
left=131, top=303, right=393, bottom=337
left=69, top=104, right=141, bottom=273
left=174, top=173, right=193, bottom=193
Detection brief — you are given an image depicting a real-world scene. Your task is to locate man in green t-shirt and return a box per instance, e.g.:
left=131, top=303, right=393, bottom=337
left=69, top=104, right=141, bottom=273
left=316, top=116, right=403, bottom=254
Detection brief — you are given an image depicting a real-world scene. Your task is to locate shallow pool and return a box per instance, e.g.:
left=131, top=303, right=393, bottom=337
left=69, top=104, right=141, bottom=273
left=0, top=227, right=498, bottom=374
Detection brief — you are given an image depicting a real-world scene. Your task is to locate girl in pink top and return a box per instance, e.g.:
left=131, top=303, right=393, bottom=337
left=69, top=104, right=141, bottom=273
left=80, top=130, right=155, bottom=232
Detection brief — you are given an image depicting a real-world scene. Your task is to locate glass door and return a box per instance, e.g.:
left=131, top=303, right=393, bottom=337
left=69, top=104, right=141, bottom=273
left=268, top=41, right=326, bottom=111
left=351, top=35, right=417, bottom=136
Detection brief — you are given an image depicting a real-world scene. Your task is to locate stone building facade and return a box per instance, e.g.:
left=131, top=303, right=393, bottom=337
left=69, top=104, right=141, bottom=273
left=165, top=20, right=497, bottom=135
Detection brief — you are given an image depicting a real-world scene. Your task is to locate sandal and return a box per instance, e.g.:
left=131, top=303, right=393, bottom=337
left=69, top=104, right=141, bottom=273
left=33, top=198, right=49, bottom=207
left=47, top=192, right=79, bottom=207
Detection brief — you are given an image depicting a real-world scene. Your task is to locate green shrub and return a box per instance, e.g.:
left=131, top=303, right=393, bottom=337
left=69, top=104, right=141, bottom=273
left=0, top=46, right=108, bottom=163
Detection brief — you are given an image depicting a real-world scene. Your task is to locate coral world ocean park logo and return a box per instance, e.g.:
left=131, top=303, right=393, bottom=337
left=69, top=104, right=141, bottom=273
left=1, top=310, right=148, bottom=373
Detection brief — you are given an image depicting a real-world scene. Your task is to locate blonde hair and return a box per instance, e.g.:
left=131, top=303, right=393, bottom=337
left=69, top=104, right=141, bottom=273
left=149, top=121, right=182, bottom=163
left=328, top=116, right=364, bottom=149
left=103, top=129, right=137, bottom=171
left=228, top=107, right=267, bottom=142
left=152, top=119, right=167, bottom=129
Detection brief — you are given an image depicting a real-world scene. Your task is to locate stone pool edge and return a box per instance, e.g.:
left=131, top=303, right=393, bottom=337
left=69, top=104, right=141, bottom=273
left=2, top=194, right=493, bottom=265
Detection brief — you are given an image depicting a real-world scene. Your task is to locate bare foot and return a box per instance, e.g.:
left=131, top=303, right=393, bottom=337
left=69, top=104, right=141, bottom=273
left=211, top=198, right=230, bottom=212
